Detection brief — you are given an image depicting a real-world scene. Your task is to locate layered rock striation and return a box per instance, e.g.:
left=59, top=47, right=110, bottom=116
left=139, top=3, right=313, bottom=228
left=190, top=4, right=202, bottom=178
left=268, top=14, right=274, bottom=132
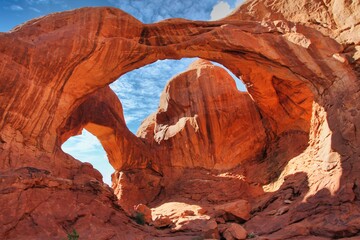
left=113, top=59, right=267, bottom=215
left=139, top=59, right=266, bottom=170
left=0, top=0, right=359, bottom=239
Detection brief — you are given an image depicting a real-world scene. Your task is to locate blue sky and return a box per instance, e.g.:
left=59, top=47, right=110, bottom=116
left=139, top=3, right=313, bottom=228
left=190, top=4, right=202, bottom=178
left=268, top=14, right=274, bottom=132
left=2, top=0, right=244, bottom=184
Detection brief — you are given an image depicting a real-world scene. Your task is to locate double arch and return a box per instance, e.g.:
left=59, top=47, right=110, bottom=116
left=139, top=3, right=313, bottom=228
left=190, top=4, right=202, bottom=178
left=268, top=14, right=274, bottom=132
left=1, top=7, right=357, bottom=194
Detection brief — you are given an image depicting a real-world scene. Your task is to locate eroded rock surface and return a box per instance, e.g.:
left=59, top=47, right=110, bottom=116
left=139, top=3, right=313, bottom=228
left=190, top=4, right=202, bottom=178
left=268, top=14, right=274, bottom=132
left=0, top=0, right=359, bottom=239
left=139, top=59, right=266, bottom=170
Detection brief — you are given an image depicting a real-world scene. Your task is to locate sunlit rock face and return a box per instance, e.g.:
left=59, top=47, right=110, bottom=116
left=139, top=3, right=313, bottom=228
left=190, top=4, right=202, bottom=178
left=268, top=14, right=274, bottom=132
left=138, top=59, right=267, bottom=170
left=114, top=59, right=268, bottom=214
left=229, top=0, right=360, bottom=44
left=0, top=0, right=359, bottom=239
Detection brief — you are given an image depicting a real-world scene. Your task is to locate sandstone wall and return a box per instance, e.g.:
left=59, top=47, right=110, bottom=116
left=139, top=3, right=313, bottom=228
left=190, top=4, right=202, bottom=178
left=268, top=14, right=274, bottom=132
left=0, top=1, right=359, bottom=239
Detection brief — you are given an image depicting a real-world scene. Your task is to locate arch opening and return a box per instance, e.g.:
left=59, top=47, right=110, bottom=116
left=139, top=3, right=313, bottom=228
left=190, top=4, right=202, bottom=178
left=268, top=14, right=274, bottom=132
left=211, top=61, right=246, bottom=92
left=109, top=58, right=247, bottom=134
left=58, top=56, right=251, bottom=190
left=61, top=129, right=114, bottom=185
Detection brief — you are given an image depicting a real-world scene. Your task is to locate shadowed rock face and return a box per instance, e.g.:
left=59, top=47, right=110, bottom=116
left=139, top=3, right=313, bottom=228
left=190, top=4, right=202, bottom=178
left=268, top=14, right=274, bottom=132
left=0, top=0, right=359, bottom=239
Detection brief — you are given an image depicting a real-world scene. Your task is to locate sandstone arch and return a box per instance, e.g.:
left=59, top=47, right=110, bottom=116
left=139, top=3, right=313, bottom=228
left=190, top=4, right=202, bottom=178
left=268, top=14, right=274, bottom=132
left=1, top=7, right=320, bottom=154
left=58, top=86, right=152, bottom=171
left=0, top=1, right=359, bottom=239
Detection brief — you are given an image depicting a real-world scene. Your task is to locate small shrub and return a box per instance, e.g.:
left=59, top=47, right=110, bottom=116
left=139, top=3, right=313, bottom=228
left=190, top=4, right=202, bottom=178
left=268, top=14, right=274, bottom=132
left=67, top=229, right=79, bottom=240
left=134, top=212, right=145, bottom=225
left=247, top=232, right=256, bottom=239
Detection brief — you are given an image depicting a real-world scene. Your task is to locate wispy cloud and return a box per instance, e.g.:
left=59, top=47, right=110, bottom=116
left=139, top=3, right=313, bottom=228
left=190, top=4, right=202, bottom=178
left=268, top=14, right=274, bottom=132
left=110, top=58, right=195, bottom=132
left=109, top=0, right=218, bottom=23
left=10, top=5, right=24, bottom=11
left=26, top=0, right=50, bottom=5
left=29, top=7, right=41, bottom=13
left=25, top=0, right=68, bottom=9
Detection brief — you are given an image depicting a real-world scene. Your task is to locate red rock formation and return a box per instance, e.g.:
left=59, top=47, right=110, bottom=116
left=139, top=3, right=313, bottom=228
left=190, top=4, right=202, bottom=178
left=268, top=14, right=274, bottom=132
left=229, top=0, right=360, bottom=44
left=221, top=223, right=247, bottom=240
left=0, top=0, right=359, bottom=239
left=59, top=86, right=152, bottom=171
left=139, top=59, right=266, bottom=170
left=114, top=60, right=267, bottom=214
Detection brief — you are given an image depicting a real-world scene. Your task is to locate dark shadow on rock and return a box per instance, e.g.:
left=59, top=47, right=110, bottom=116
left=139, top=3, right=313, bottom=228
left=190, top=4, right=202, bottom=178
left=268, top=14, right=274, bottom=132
left=245, top=169, right=360, bottom=239
left=244, top=172, right=310, bottom=236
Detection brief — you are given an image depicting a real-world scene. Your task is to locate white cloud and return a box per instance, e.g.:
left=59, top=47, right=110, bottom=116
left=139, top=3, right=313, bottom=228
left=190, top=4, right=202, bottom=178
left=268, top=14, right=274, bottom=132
left=10, top=5, right=24, bottom=11
left=124, top=114, right=141, bottom=124
left=29, top=7, right=41, bottom=13
left=210, top=1, right=232, bottom=20
left=210, top=0, right=245, bottom=20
